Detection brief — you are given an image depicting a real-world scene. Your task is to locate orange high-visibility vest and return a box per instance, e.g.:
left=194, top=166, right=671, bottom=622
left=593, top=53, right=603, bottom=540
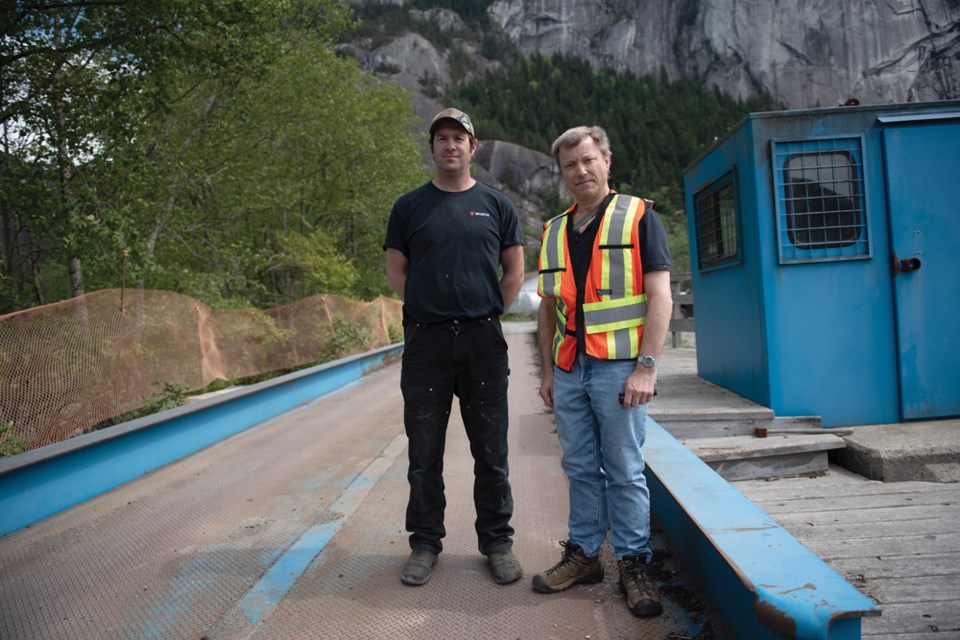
left=538, top=194, right=651, bottom=371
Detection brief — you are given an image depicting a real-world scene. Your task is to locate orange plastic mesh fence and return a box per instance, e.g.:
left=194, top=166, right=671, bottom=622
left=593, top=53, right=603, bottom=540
left=0, top=289, right=402, bottom=453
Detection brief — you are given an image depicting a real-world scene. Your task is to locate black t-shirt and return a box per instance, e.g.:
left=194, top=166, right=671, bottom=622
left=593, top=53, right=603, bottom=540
left=384, top=180, right=524, bottom=323
left=569, top=197, right=671, bottom=352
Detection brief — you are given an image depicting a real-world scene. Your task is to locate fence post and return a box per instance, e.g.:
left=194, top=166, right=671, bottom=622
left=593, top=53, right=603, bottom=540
left=669, top=273, right=694, bottom=348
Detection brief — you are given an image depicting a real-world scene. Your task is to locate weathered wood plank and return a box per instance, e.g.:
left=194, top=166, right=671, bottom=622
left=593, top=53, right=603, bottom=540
left=867, top=635, right=960, bottom=640
left=797, top=532, right=960, bottom=559
left=660, top=420, right=769, bottom=438
left=689, top=434, right=846, bottom=460
left=734, top=466, right=960, bottom=640
left=740, top=479, right=957, bottom=500
left=763, top=508, right=958, bottom=538
left=746, top=487, right=959, bottom=513
left=859, top=574, right=960, bottom=603
left=827, top=553, right=960, bottom=579
left=707, top=451, right=830, bottom=481
left=650, top=347, right=960, bottom=640
left=862, top=600, right=960, bottom=637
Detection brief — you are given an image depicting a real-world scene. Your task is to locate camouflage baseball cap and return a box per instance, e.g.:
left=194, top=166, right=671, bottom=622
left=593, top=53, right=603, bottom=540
left=429, top=108, right=475, bottom=138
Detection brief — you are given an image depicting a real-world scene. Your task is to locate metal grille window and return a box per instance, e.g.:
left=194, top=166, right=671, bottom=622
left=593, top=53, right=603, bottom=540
left=694, top=171, right=741, bottom=272
left=773, top=137, right=869, bottom=263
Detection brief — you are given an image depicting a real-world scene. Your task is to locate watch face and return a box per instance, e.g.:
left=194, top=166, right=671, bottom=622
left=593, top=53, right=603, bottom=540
left=640, top=355, right=656, bottom=367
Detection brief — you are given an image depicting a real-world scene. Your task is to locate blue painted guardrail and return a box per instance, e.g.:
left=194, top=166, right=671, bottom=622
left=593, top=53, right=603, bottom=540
left=0, top=344, right=402, bottom=538
left=2, top=338, right=880, bottom=640
left=643, top=419, right=881, bottom=640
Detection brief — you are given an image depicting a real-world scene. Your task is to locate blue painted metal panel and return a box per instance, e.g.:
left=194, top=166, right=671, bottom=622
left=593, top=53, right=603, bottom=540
left=882, top=119, right=960, bottom=419
left=758, top=119, right=900, bottom=426
left=684, top=101, right=960, bottom=426
left=0, top=334, right=885, bottom=637
left=761, top=260, right=899, bottom=427
left=0, top=344, right=402, bottom=537
left=685, top=117, right=772, bottom=408
left=645, top=419, right=880, bottom=639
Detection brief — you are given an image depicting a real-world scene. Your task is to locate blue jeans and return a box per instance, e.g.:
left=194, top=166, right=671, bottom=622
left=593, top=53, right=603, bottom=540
left=553, top=354, right=652, bottom=561
left=400, top=316, right=515, bottom=555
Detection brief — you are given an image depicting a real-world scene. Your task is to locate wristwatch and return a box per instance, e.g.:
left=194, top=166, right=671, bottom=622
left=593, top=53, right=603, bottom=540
left=639, top=355, right=657, bottom=368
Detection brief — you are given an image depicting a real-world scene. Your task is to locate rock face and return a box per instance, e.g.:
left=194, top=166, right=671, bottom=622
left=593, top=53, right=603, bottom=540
left=348, top=0, right=960, bottom=110
left=473, top=140, right=561, bottom=236
left=488, top=0, right=960, bottom=108
left=344, top=0, right=959, bottom=228
left=475, top=140, right=560, bottom=203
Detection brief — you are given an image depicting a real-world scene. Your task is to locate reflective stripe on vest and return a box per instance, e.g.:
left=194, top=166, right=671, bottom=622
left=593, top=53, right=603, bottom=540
left=537, top=204, right=573, bottom=299
left=583, top=194, right=647, bottom=360
left=538, top=204, right=578, bottom=367
left=551, top=297, right=570, bottom=366
left=538, top=194, right=650, bottom=370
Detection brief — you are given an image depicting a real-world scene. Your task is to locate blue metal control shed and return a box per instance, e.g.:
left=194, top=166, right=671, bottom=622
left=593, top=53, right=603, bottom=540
left=682, top=100, right=960, bottom=427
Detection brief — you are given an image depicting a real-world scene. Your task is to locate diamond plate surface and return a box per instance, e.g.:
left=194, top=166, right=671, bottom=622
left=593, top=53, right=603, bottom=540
left=0, top=366, right=407, bottom=640
left=238, top=331, right=712, bottom=640
left=0, top=331, right=727, bottom=640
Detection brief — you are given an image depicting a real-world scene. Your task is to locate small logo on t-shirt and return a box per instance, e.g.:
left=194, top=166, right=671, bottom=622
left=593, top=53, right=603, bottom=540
left=470, top=211, right=492, bottom=217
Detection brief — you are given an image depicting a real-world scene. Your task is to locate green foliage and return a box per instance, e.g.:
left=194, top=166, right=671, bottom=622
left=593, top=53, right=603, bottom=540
left=1, top=1, right=354, bottom=305
left=124, top=38, right=425, bottom=307
left=272, top=229, right=358, bottom=300
left=449, top=53, right=771, bottom=213
left=0, top=421, right=27, bottom=458
left=387, top=323, right=403, bottom=344
left=139, top=382, right=190, bottom=416
left=448, top=54, right=769, bottom=272
left=348, top=4, right=418, bottom=47
left=86, top=381, right=190, bottom=433
left=321, top=317, right=372, bottom=361
left=345, top=0, right=511, bottom=79
left=2, top=3, right=763, bottom=315
left=199, top=378, right=232, bottom=394
left=2, top=1, right=424, bottom=313
left=502, top=311, right=537, bottom=322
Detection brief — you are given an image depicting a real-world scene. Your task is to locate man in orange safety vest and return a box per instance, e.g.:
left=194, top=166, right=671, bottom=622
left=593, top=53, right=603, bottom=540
left=532, top=125, right=673, bottom=618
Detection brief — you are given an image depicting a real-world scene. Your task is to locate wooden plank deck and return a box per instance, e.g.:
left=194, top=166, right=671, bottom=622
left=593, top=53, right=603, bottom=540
left=734, top=467, right=960, bottom=639
left=649, top=344, right=960, bottom=640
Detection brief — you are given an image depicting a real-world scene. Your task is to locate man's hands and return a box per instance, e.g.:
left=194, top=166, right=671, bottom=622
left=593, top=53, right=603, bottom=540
left=620, top=366, right=656, bottom=408
left=539, top=369, right=554, bottom=408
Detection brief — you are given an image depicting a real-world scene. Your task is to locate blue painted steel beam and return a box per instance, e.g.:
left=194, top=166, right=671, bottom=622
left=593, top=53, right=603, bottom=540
left=644, top=419, right=880, bottom=640
left=1, top=342, right=882, bottom=640
left=0, top=344, right=402, bottom=538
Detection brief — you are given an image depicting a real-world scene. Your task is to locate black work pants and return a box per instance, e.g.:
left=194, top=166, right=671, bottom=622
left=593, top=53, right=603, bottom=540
left=400, top=316, right=515, bottom=555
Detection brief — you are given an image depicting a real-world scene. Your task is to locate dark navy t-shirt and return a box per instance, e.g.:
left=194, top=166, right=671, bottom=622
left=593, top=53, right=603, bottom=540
left=569, top=199, right=672, bottom=284
left=384, top=180, right=524, bottom=323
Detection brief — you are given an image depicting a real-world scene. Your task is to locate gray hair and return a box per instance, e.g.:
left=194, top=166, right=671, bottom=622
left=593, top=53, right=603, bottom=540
left=550, top=126, right=612, bottom=168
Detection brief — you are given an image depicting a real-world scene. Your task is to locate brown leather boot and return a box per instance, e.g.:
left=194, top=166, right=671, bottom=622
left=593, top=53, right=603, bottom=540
left=618, top=555, right=663, bottom=617
left=531, top=541, right=604, bottom=594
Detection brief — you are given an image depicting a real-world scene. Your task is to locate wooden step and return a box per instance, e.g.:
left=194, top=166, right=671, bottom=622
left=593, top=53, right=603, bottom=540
left=658, top=414, right=824, bottom=439
left=644, top=421, right=880, bottom=639
left=649, top=370, right=840, bottom=480
left=680, top=433, right=846, bottom=481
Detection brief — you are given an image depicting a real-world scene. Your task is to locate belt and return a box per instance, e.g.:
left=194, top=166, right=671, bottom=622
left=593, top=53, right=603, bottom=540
left=412, top=316, right=497, bottom=333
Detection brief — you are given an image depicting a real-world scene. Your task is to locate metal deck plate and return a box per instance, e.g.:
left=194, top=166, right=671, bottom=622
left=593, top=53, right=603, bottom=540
left=0, top=332, right=725, bottom=639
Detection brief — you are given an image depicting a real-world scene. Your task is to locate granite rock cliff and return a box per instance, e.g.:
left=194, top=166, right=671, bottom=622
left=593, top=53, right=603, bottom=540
left=343, top=0, right=959, bottom=225
left=489, top=0, right=960, bottom=108
left=348, top=0, right=959, bottom=111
